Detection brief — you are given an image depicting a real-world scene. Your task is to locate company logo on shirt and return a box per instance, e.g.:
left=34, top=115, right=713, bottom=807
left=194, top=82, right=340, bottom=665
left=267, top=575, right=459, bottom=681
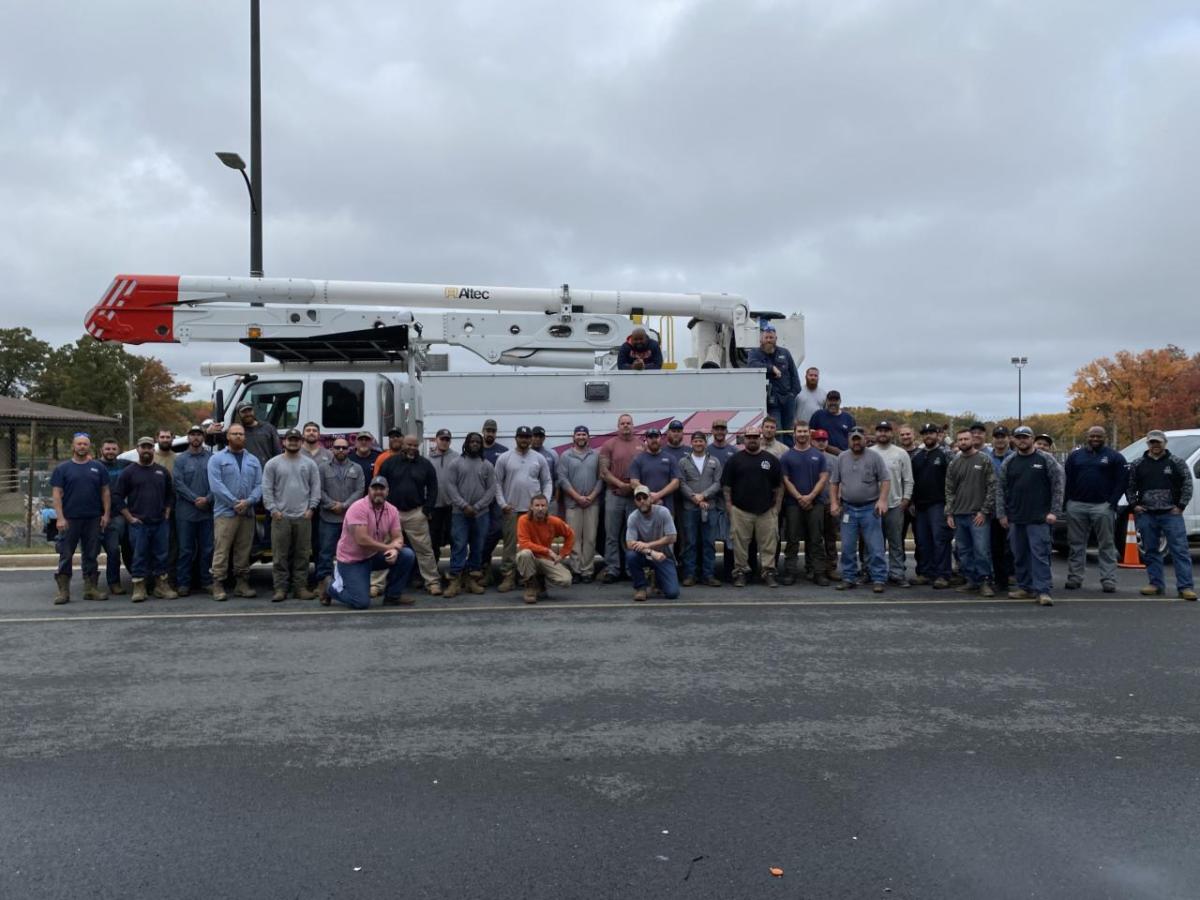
left=1033, top=463, right=1044, bottom=469
left=760, top=460, right=772, bottom=470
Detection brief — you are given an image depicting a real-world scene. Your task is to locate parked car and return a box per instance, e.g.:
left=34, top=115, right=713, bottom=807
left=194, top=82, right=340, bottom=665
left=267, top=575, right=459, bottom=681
left=1052, top=429, right=1200, bottom=559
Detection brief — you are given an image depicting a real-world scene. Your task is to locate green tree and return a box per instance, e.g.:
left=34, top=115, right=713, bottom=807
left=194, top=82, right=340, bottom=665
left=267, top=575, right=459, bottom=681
left=0, top=327, right=52, bottom=397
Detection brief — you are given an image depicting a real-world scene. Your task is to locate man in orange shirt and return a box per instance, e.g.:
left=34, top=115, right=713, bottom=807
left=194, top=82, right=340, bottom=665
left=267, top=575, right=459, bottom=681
left=516, top=493, right=575, bottom=604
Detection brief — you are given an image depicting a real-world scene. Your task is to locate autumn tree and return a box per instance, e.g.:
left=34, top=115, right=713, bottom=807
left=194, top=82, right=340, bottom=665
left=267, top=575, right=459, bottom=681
left=0, top=327, right=52, bottom=397
left=1067, top=346, right=1193, bottom=444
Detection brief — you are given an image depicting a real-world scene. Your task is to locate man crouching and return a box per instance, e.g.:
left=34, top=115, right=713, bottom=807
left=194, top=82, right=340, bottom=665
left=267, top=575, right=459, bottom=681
left=321, top=476, right=416, bottom=609
left=516, top=494, right=575, bottom=604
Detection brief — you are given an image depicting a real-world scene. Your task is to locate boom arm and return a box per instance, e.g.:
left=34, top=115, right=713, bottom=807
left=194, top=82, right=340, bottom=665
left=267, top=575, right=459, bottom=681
left=84, top=274, right=762, bottom=369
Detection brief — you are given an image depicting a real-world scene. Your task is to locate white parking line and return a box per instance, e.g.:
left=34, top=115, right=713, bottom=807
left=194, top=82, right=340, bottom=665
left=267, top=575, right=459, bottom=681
left=0, top=596, right=1181, bottom=625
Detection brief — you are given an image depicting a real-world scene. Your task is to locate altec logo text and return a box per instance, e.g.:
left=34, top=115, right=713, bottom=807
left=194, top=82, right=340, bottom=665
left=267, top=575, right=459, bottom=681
left=443, top=286, right=491, bottom=300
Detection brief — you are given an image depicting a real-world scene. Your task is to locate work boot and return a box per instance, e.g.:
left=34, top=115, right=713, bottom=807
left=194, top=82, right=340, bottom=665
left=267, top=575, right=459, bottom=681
left=443, top=573, right=462, bottom=598
left=212, top=583, right=228, bottom=602
left=1064, top=580, right=1082, bottom=590
left=1140, top=585, right=1164, bottom=597
left=176, top=586, right=192, bottom=598
left=932, top=578, right=950, bottom=589
left=1101, top=582, right=1116, bottom=594
left=681, top=575, right=697, bottom=587
left=703, top=577, right=723, bottom=587
left=131, top=579, right=147, bottom=603
left=732, top=572, right=747, bottom=588
left=522, top=578, right=538, bottom=604
left=83, top=576, right=107, bottom=601
left=979, top=583, right=995, bottom=598
left=762, top=571, right=778, bottom=588
left=234, top=579, right=256, bottom=598
left=318, top=576, right=332, bottom=606
left=108, top=579, right=126, bottom=596
left=632, top=588, right=647, bottom=602
left=497, top=571, right=518, bottom=593
left=53, top=574, right=70, bottom=605
left=272, top=590, right=286, bottom=603
left=536, top=574, right=548, bottom=600
left=466, top=571, right=486, bottom=595
left=296, top=586, right=317, bottom=601
left=814, top=575, right=831, bottom=587
left=1180, top=588, right=1198, bottom=601
left=427, top=579, right=443, bottom=597
left=779, top=571, right=796, bottom=586
left=909, top=575, right=929, bottom=586
left=152, top=579, right=178, bottom=600
left=1008, top=588, right=1032, bottom=600
left=826, top=569, right=842, bottom=582
left=1037, top=593, right=1054, bottom=607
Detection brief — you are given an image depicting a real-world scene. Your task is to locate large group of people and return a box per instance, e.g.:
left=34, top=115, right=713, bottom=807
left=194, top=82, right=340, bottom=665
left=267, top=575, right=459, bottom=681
left=48, top=337, right=1195, bottom=609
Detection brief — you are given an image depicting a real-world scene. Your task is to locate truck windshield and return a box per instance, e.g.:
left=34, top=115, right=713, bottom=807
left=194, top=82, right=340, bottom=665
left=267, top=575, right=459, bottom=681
left=240, top=380, right=302, bottom=431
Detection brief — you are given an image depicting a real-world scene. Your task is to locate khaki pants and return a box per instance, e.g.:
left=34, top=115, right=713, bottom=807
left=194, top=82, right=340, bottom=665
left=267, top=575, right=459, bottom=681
left=729, top=506, right=778, bottom=576
left=515, top=549, right=573, bottom=588
left=500, top=510, right=523, bottom=575
left=212, top=515, right=254, bottom=584
left=271, top=515, right=312, bottom=594
left=565, top=504, right=599, bottom=576
left=400, top=507, right=440, bottom=587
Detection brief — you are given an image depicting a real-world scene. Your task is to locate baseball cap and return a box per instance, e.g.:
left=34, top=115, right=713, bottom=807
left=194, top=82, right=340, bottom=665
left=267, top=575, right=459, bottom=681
left=515, top=426, right=532, bottom=438
left=573, top=425, right=589, bottom=434
left=760, top=322, right=776, bottom=333
left=811, top=428, right=829, bottom=439
left=1012, top=426, right=1034, bottom=437
left=369, top=475, right=389, bottom=488
left=435, top=428, right=451, bottom=439
left=712, top=418, right=728, bottom=427
left=633, top=484, right=651, bottom=498
left=1146, top=429, right=1167, bottom=443
left=531, top=426, right=546, bottom=436
left=825, top=390, right=841, bottom=401
left=1035, top=433, right=1054, bottom=445
left=283, top=428, right=302, bottom=439
left=743, top=426, right=762, bottom=437
left=136, top=435, right=155, bottom=447
left=849, top=426, right=866, bottom=437
left=483, top=418, right=498, bottom=429
left=969, top=421, right=987, bottom=432
left=386, top=426, right=403, bottom=437
left=875, top=421, right=893, bottom=431
left=644, top=427, right=662, bottom=438
left=356, top=431, right=374, bottom=440
left=992, top=426, right=1010, bottom=437
left=236, top=401, right=254, bottom=412
left=668, top=419, right=684, bottom=430
left=187, top=424, right=205, bottom=435
left=920, top=423, right=938, bottom=434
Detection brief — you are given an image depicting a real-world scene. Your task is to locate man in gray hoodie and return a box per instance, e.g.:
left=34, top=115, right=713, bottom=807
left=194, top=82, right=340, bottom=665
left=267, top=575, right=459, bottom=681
left=428, top=428, right=459, bottom=566
left=263, top=428, right=321, bottom=602
left=443, top=432, right=497, bottom=596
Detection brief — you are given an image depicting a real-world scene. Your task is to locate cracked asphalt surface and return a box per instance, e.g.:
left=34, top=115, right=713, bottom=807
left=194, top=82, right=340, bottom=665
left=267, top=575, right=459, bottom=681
left=1, top=561, right=1198, bottom=899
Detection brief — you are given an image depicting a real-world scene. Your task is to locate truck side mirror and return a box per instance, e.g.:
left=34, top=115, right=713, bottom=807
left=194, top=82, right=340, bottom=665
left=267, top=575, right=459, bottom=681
left=214, top=389, right=225, bottom=424
left=1193, top=459, right=1200, bottom=479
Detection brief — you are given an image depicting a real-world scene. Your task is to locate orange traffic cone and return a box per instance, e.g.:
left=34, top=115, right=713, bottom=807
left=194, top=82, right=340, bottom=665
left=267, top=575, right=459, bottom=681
left=1117, top=516, right=1145, bottom=569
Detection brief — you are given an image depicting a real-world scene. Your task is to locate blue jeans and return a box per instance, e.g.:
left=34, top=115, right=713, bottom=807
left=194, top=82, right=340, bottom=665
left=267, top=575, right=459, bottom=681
left=175, top=515, right=214, bottom=589
left=839, top=503, right=887, bottom=584
left=914, top=503, right=951, bottom=579
left=1008, top=522, right=1052, bottom=594
left=680, top=506, right=716, bottom=580
left=953, top=514, right=993, bottom=585
left=625, top=549, right=680, bottom=599
left=1136, top=512, right=1194, bottom=592
left=329, top=548, right=416, bottom=610
left=315, top=519, right=342, bottom=582
left=767, top=397, right=795, bottom=439
left=450, top=509, right=490, bottom=574
left=103, top=516, right=126, bottom=585
left=128, top=520, right=170, bottom=579
left=55, top=516, right=102, bottom=580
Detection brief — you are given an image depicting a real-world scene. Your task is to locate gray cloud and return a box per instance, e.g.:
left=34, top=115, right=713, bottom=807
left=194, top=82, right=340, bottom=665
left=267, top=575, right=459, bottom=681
left=2, top=0, right=1197, bottom=418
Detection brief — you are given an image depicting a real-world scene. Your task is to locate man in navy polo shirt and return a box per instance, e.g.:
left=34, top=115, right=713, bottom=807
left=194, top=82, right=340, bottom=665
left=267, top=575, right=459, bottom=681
left=628, top=428, right=680, bottom=507
left=809, top=391, right=856, bottom=451
left=779, top=422, right=830, bottom=585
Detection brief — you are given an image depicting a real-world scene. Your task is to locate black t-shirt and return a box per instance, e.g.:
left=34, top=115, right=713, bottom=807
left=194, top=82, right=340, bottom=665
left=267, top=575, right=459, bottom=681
left=720, top=450, right=782, bottom=515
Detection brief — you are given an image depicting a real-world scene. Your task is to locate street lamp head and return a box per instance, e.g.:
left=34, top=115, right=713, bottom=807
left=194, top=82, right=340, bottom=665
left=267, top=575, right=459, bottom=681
left=1010, top=356, right=1028, bottom=366
left=215, top=151, right=247, bottom=171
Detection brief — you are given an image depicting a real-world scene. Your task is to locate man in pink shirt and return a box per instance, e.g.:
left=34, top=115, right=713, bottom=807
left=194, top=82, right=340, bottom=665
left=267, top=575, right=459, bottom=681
left=321, top=476, right=415, bottom=609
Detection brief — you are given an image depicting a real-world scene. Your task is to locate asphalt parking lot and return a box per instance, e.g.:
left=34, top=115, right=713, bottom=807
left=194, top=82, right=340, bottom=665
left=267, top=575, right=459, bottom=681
left=2, top=557, right=1198, bottom=899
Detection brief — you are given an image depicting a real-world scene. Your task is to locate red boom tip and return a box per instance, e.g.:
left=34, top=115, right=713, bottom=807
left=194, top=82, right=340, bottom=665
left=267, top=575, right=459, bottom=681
left=84, top=275, right=179, bottom=344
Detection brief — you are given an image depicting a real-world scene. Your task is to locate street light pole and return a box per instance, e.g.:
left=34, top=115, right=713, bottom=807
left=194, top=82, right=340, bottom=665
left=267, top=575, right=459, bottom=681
left=1010, top=356, right=1028, bottom=423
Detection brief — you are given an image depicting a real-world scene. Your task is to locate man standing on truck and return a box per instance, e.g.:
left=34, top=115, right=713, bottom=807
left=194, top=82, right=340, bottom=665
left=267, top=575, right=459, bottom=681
left=237, top=402, right=281, bottom=467
left=558, top=426, right=602, bottom=582
left=263, top=428, right=322, bottom=602
left=172, top=425, right=214, bottom=597
left=616, top=327, right=663, bottom=371
left=443, top=432, right=496, bottom=597
left=51, top=433, right=111, bottom=605
left=1128, top=430, right=1196, bottom=601
left=494, top=427, right=553, bottom=593
left=317, top=438, right=364, bottom=592
left=599, top=413, right=642, bottom=583
left=1064, top=425, right=1127, bottom=593
left=428, top=428, right=459, bottom=564
left=377, top=435, right=443, bottom=596
left=516, top=494, right=575, bottom=603
left=207, top=424, right=263, bottom=601
left=115, top=436, right=177, bottom=603
left=747, top=323, right=801, bottom=437
left=997, top=426, right=1064, bottom=607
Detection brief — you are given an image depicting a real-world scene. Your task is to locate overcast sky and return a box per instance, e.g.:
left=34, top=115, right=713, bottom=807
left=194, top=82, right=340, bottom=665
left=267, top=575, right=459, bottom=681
left=2, top=1, right=1197, bottom=418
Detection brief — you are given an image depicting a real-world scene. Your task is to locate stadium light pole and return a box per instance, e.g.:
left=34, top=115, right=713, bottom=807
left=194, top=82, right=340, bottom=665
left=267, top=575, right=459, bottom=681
left=1010, top=356, right=1028, bottom=423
